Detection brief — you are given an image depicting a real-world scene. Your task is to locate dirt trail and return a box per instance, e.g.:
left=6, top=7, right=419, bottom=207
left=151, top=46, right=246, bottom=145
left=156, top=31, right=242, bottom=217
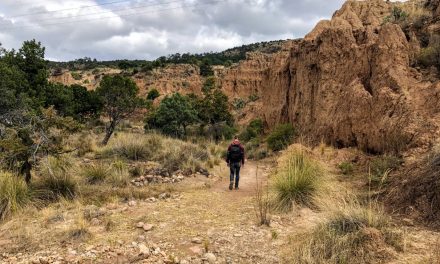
left=212, top=161, right=263, bottom=195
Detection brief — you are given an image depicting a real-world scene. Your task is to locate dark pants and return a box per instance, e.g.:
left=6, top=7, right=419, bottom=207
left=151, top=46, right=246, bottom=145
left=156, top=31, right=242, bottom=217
left=230, top=162, right=241, bottom=188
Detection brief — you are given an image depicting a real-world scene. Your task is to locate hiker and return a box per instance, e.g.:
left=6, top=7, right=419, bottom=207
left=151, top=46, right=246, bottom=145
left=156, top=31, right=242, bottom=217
left=226, top=136, right=245, bottom=190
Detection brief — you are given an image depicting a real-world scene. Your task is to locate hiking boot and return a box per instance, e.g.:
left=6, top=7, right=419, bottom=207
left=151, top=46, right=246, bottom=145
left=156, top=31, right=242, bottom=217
left=235, top=186, right=239, bottom=190
left=229, top=182, right=233, bottom=190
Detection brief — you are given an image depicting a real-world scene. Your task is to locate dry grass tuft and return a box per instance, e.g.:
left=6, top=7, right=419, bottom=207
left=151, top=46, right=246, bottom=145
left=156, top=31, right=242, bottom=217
left=273, top=149, right=322, bottom=211
left=100, top=133, right=162, bottom=161
left=81, top=162, right=110, bottom=184
left=289, top=202, right=402, bottom=264
left=0, top=171, right=32, bottom=220
left=254, top=167, right=271, bottom=226
left=33, top=156, right=77, bottom=201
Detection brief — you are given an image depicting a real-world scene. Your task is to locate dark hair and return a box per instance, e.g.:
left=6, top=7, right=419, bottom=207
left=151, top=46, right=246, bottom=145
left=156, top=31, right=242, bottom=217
left=234, top=135, right=238, bottom=140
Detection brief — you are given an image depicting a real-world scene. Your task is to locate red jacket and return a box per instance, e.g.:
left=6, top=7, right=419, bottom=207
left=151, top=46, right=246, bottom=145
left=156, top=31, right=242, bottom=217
left=226, top=143, right=245, bottom=165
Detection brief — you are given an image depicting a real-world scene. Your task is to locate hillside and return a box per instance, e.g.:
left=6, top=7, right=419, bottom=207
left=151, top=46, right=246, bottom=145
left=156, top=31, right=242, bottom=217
left=48, top=0, right=440, bottom=156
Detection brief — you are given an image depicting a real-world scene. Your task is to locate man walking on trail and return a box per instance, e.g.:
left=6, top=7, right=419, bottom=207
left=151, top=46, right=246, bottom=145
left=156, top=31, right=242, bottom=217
left=226, top=136, right=245, bottom=190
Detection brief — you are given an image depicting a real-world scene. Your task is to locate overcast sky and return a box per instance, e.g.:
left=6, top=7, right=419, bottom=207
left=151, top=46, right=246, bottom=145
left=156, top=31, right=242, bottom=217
left=0, top=0, right=345, bottom=61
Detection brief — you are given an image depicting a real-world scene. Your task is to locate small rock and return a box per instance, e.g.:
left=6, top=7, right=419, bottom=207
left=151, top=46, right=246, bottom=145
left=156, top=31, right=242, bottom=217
left=189, top=246, right=203, bottom=255
left=159, top=193, right=171, bottom=200
left=136, top=222, right=145, bottom=228
left=128, top=200, right=137, bottom=207
left=191, top=237, right=203, bottom=244
left=90, top=218, right=100, bottom=225
left=137, top=235, right=146, bottom=241
left=233, top=234, right=243, bottom=237
left=138, top=243, right=150, bottom=255
left=146, top=197, right=157, bottom=203
left=143, top=224, right=154, bottom=232
left=204, top=253, right=217, bottom=263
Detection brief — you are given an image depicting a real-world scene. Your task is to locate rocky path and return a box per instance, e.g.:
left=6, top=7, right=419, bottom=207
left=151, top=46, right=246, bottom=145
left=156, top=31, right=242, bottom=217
left=1, top=161, right=298, bottom=264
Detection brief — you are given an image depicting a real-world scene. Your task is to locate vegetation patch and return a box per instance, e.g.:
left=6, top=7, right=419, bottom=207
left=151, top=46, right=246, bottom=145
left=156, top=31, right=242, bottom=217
left=289, top=204, right=402, bottom=263
left=267, top=124, right=296, bottom=151
left=273, top=149, right=322, bottom=210
left=0, top=171, right=32, bottom=220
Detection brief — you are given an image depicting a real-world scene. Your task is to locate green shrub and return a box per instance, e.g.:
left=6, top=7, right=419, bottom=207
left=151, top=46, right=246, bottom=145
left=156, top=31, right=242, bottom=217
left=82, top=163, right=110, bottom=184
left=0, top=171, right=32, bottom=220
left=147, top=88, right=160, bottom=101
left=267, top=124, right=296, bottom=151
left=240, top=119, right=264, bottom=142
left=248, top=94, right=260, bottom=102
left=232, top=98, right=246, bottom=110
left=71, top=72, right=82, bottom=80
left=273, top=150, right=321, bottom=210
left=339, top=162, right=354, bottom=175
left=370, top=155, right=402, bottom=184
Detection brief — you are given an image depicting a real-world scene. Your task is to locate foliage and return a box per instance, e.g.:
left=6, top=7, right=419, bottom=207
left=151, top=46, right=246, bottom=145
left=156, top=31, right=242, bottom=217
left=417, top=34, right=440, bottom=71
left=71, top=72, right=82, bottom=80
left=0, top=107, right=79, bottom=183
left=0, top=171, right=32, bottom=220
left=202, top=76, right=216, bottom=95
left=96, top=75, right=142, bottom=145
left=339, top=162, right=354, bottom=175
left=200, top=61, right=214, bottom=77
left=146, top=88, right=160, bottom=101
left=384, top=6, right=408, bottom=23
left=274, top=150, right=321, bottom=211
left=240, top=119, right=264, bottom=142
left=146, top=93, right=198, bottom=138
left=267, top=124, right=296, bottom=151
left=369, top=155, right=402, bottom=185
left=232, top=98, right=246, bottom=110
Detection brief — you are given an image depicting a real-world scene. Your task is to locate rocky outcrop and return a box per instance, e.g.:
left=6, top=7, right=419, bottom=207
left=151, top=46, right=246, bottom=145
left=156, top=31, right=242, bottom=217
left=229, top=0, right=440, bottom=154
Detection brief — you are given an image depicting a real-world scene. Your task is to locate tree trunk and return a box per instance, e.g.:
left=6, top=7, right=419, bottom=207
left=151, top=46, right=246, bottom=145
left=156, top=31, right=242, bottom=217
left=20, top=160, right=32, bottom=184
left=102, top=120, right=117, bottom=145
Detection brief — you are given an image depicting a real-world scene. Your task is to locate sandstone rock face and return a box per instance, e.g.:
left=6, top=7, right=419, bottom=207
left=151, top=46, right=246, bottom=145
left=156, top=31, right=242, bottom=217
left=238, top=0, right=440, bottom=153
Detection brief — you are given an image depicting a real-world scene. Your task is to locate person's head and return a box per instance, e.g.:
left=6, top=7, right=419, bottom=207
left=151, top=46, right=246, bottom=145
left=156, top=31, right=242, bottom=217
left=232, top=136, right=240, bottom=145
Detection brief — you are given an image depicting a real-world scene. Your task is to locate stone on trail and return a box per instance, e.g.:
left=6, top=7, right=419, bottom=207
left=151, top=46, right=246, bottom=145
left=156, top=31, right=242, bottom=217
left=204, top=253, right=217, bottom=263
left=191, top=237, right=203, bottom=244
left=136, top=222, right=145, bottom=228
left=143, top=224, right=154, bottom=231
left=189, top=246, right=203, bottom=255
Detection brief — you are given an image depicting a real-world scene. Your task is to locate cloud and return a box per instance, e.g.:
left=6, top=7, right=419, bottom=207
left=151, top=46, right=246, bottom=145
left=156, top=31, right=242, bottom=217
left=0, top=0, right=345, bottom=61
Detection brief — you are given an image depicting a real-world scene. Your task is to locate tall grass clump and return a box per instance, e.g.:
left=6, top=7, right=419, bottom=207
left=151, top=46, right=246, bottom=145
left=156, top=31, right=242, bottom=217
left=34, top=157, right=77, bottom=201
left=107, top=160, right=130, bottom=187
left=81, top=163, right=110, bottom=184
left=0, top=171, right=32, bottom=220
left=289, top=204, right=402, bottom=263
left=157, top=138, right=210, bottom=172
left=273, top=150, right=321, bottom=211
left=102, top=133, right=162, bottom=161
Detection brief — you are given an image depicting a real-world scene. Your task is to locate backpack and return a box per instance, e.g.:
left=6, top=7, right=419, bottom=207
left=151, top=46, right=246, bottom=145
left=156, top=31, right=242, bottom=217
left=229, top=145, right=243, bottom=162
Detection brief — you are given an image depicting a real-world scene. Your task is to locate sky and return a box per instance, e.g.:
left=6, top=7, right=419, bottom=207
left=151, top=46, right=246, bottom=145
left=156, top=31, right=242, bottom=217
left=0, top=0, right=346, bottom=61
